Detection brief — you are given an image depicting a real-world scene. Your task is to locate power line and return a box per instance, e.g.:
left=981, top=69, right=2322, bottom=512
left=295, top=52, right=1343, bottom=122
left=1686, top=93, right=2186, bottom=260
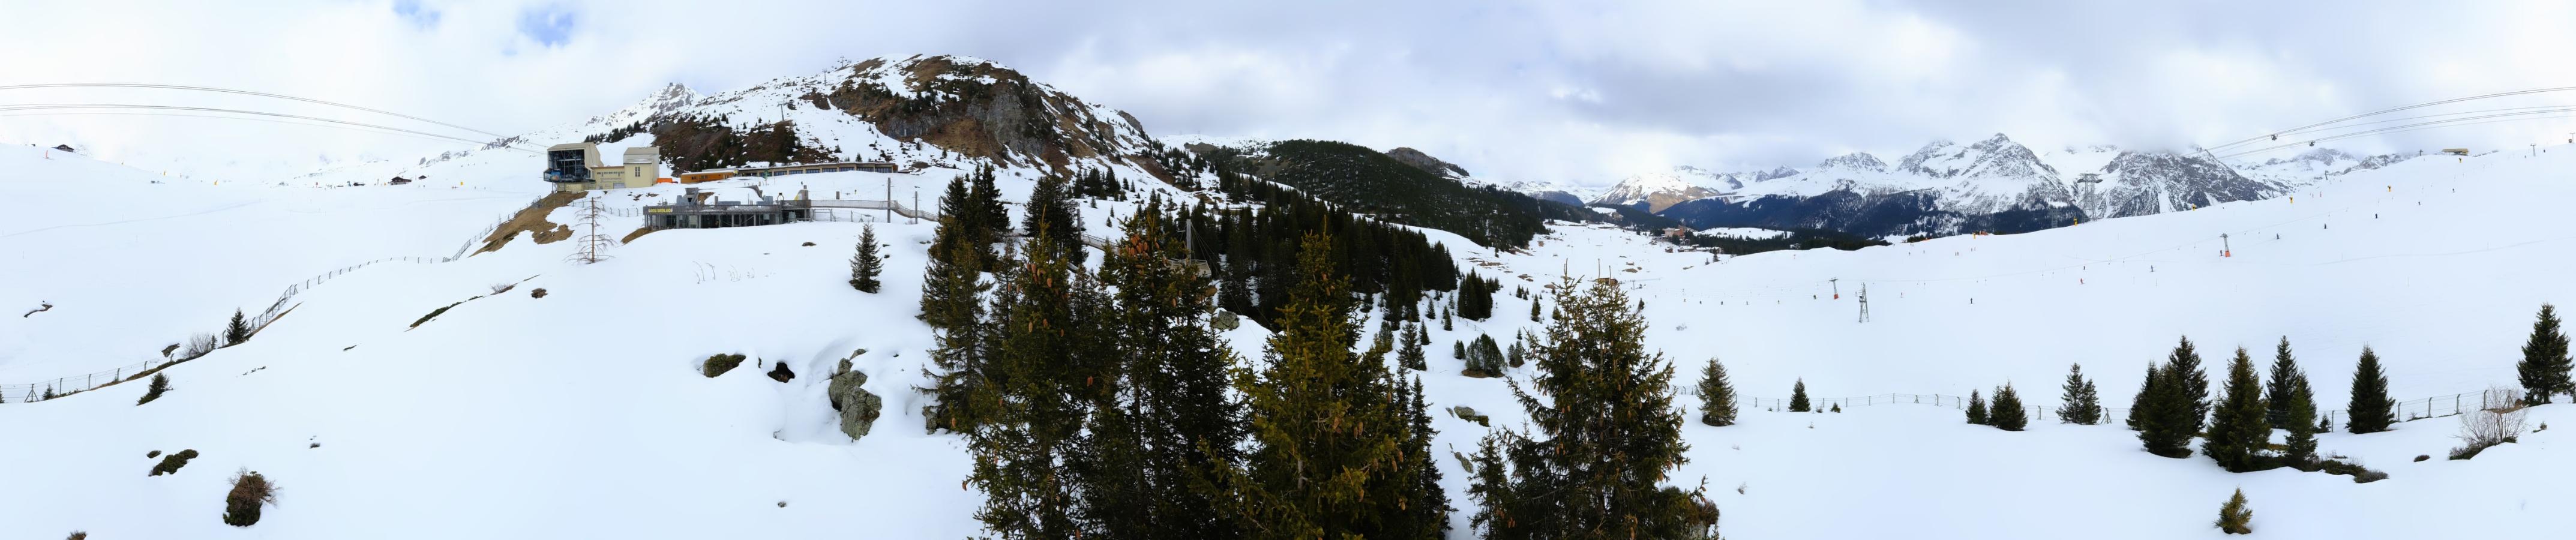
left=2218, top=108, right=2576, bottom=160
left=0, top=104, right=540, bottom=154
left=0, top=83, right=516, bottom=139
left=2208, top=86, right=2576, bottom=152
left=0, top=110, right=508, bottom=148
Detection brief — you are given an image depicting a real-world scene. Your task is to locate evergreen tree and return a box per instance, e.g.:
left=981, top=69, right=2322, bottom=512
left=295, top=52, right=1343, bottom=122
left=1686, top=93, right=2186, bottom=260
left=2126, top=364, right=2160, bottom=431
left=1072, top=200, right=1246, bottom=539
left=2516, top=303, right=2572, bottom=405
left=849, top=224, right=884, bottom=293
left=2346, top=347, right=2397, bottom=434
left=2215, top=488, right=2254, bottom=535
left=1530, top=299, right=1542, bottom=322
left=1789, top=379, right=1811, bottom=412
left=1464, top=334, right=1506, bottom=377
left=1966, top=389, right=1988, bottom=424
left=1397, top=323, right=1428, bottom=371
left=2203, top=347, right=2273, bottom=472
left=1393, top=375, right=1452, bottom=539
left=1506, top=339, right=1527, bottom=368
left=1020, top=173, right=1087, bottom=264
left=1989, top=383, right=2028, bottom=430
left=1468, top=277, right=1714, bottom=539
left=964, top=232, right=1090, bottom=539
left=918, top=212, right=992, bottom=433
left=2167, top=337, right=2213, bottom=434
left=224, top=310, right=251, bottom=346
left=2138, top=356, right=2199, bottom=458
left=2281, top=390, right=2319, bottom=467
left=1453, top=340, right=1467, bottom=360
left=2264, top=337, right=2314, bottom=431
left=1226, top=233, right=1436, bottom=538
left=2056, top=363, right=2103, bottom=425
left=1696, top=358, right=1738, bottom=427
left=970, top=164, right=1009, bottom=241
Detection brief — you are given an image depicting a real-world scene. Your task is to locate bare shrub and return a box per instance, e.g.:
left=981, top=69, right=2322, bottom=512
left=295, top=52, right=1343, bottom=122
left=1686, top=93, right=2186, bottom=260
left=2450, top=391, right=2527, bottom=460
left=222, top=469, right=278, bottom=526
left=178, top=332, right=221, bottom=361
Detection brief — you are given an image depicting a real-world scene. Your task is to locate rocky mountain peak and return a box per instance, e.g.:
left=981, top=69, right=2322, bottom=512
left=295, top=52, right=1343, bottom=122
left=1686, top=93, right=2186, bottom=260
left=1816, top=152, right=1887, bottom=172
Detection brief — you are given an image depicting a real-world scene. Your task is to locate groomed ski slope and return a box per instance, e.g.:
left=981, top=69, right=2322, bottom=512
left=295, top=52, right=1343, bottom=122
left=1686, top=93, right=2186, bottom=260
left=2, top=143, right=2572, bottom=538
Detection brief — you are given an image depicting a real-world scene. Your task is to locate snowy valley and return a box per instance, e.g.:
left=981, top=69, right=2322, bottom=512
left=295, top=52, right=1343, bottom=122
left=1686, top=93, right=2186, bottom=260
left=6, top=50, right=2576, bottom=540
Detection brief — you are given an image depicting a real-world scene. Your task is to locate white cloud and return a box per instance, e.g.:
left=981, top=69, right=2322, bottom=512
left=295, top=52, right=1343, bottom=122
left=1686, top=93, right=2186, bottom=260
left=5, top=0, right=2575, bottom=186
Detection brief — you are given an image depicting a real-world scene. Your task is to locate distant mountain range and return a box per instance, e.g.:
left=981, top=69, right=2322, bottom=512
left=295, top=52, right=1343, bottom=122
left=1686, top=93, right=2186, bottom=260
left=1557, top=134, right=2413, bottom=238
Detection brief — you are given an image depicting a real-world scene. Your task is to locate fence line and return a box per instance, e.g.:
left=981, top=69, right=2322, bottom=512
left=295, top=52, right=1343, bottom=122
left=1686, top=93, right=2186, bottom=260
left=1743, top=390, right=2522, bottom=428
left=3, top=206, right=511, bottom=404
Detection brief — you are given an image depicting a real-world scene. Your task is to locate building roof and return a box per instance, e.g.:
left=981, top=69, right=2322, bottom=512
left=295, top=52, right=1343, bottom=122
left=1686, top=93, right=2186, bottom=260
left=623, top=146, right=659, bottom=156
left=547, top=142, right=597, bottom=152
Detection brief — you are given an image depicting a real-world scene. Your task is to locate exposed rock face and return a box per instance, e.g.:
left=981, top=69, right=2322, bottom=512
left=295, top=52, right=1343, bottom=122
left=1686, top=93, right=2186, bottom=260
left=826, top=356, right=882, bottom=442
left=1385, top=146, right=1471, bottom=179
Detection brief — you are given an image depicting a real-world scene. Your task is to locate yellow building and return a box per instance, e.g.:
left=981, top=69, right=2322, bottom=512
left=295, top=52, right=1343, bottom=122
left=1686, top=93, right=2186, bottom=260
left=542, top=142, right=662, bottom=191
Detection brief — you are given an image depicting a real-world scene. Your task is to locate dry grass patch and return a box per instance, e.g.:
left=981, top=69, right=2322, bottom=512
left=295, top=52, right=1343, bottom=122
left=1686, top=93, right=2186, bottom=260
left=475, top=192, right=583, bottom=254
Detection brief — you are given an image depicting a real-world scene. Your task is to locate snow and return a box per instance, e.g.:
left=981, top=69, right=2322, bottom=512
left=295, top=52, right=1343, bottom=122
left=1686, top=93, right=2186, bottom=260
left=1692, top=227, right=1790, bottom=239
left=8, top=128, right=2576, bottom=538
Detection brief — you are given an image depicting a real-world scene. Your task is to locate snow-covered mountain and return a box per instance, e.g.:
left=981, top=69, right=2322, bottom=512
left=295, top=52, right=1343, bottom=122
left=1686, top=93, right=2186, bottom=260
left=1648, top=134, right=2420, bottom=238
left=299, top=55, right=1173, bottom=191
left=1503, top=179, right=1594, bottom=205
left=1590, top=166, right=1729, bottom=212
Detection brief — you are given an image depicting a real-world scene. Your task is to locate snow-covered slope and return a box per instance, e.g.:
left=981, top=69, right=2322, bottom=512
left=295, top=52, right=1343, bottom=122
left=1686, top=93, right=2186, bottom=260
left=8, top=121, right=2576, bottom=538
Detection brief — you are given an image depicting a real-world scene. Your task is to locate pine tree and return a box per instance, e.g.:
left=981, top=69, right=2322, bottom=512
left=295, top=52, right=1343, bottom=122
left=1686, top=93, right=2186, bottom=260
left=1072, top=200, right=1245, bottom=538
left=849, top=224, right=884, bottom=293
left=1789, top=379, right=1811, bottom=412
left=2516, top=303, right=2572, bottom=405
left=2127, top=364, right=2161, bottom=431
left=2203, top=347, right=2273, bottom=472
left=2130, top=337, right=2215, bottom=458
left=1464, top=334, right=1506, bottom=377
left=2167, top=336, right=2213, bottom=434
left=1226, top=233, right=1435, bottom=538
left=1441, top=307, right=1454, bottom=331
left=137, top=373, right=171, bottom=405
left=917, top=212, right=992, bottom=433
left=224, top=310, right=251, bottom=346
left=1468, top=277, right=1714, bottom=539
left=1453, top=340, right=1467, bottom=360
left=964, top=232, right=1090, bottom=539
left=2214, top=488, right=2254, bottom=535
left=1965, top=389, right=1988, bottom=425
left=970, top=164, right=1009, bottom=241
left=2057, top=363, right=2103, bottom=425
left=2138, top=356, right=2199, bottom=458
left=1398, top=323, right=1428, bottom=371
left=2346, top=346, right=2398, bottom=434
left=1696, top=358, right=1738, bottom=427
left=2264, top=337, right=2313, bottom=431
left=1506, top=339, right=1527, bottom=368
left=1989, top=383, right=2028, bottom=431
left=1393, top=375, right=1452, bottom=539
left=1530, top=299, right=1542, bottom=322
left=2281, top=389, right=2319, bottom=467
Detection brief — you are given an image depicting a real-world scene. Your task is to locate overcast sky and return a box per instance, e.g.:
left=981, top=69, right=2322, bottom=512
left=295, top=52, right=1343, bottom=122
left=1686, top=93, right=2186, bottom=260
left=7, top=0, right=2576, bottom=185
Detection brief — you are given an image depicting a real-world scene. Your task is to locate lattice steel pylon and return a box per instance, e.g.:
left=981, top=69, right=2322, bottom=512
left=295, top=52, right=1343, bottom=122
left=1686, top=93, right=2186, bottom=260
left=568, top=193, right=614, bottom=265
left=1855, top=284, right=1870, bottom=323
left=2074, top=173, right=2103, bottom=200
